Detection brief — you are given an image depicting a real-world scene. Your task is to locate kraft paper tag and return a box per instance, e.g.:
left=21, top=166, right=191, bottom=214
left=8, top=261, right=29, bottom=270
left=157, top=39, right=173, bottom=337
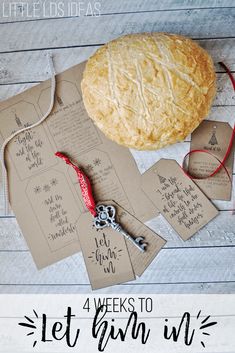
left=78, top=201, right=166, bottom=289
left=98, top=201, right=166, bottom=277
left=141, top=159, right=219, bottom=241
left=78, top=213, right=135, bottom=290
left=0, top=61, right=157, bottom=269
left=189, top=120, right=234, bottom=201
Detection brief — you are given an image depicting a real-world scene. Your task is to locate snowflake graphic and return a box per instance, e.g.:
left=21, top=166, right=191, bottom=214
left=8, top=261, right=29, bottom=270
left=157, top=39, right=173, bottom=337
left=50, top=178, right=58, bottom=187
left=43, top=184, right=51, bottom=192
left=93, top=158, right=101, bottom=166
left=86, top=164, right=94, bottom=172
left=34, top=186, right=41, bottom=194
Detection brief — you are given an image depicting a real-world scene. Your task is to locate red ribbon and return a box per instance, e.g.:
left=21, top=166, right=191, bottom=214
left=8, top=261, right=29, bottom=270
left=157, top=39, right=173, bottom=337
left=182, top=62, right=235, bottom=181
left=55, top=152, right=97, bottom=217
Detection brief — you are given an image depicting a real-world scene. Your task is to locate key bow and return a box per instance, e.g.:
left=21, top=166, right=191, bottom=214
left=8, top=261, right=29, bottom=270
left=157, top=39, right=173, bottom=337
left=94, top=204, right=116, bottom=229
left=94, top=203, right=147, bottom=252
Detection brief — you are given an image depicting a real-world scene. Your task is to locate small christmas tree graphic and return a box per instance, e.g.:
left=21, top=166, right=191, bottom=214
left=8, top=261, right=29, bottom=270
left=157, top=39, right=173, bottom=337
left=208, top=130, right=218, bottom=145
left=15, top=113, right=22, bottom=127
left=158, top=174, right=166, bottom=184
left=56, top=95, right=64, bottom=106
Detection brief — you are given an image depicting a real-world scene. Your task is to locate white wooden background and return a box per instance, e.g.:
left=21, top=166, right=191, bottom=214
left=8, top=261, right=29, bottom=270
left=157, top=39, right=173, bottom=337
left=0, top=0, right=235, bottom=294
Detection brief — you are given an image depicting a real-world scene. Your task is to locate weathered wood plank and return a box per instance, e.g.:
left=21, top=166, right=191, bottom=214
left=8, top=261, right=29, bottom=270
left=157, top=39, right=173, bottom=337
left=0, top=0, right=234, bottom=23
left=0, top=211, right=234, bottom=251
left=0, top=83, right=38, bottom=101
left=215, top=73, right=235, bottom=106
left=0, top=282, right=234, bottom=294
left=0, top=39, right=235, bottom=85
left=0, top=248, right=233, bottom=290
left=0, top=8, right=235, bottom=54
left=0, top=47, right=99, bottom=84
left=0, top=218, right=26, bottom=251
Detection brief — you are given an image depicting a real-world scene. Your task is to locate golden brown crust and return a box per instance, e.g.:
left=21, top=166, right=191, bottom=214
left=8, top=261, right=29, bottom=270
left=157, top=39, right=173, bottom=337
left=81, top=32, right=216, bottom=150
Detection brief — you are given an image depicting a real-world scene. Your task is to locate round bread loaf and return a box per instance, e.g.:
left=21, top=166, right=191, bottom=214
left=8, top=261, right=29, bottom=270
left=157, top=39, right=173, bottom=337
left=81, top=33, right=216, bottom=150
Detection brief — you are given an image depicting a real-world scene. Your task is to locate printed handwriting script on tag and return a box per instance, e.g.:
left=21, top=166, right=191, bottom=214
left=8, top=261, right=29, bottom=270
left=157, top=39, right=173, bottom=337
left=141, top=159, right=219, bottom=241
left=78, top=200, right=166, bottom=289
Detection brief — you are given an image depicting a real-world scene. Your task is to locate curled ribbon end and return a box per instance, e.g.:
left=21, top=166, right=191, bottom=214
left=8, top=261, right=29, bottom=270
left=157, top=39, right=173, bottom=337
left=55, top=151, right=71, bottom=165
left=55, top=151, right=63, bottom=158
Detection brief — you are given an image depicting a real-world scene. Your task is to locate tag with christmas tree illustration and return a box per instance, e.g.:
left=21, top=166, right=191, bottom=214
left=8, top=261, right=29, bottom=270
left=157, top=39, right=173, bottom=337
left=189, top=121, right=234, bottom=201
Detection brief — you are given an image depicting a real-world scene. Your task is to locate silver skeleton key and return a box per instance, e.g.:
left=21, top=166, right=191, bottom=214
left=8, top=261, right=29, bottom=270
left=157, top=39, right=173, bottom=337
left=94, top=204, right=147, bottom=252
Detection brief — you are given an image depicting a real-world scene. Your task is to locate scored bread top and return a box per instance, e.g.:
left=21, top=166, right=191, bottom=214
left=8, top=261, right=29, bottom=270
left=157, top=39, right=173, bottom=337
left=81, top=32, right=216, bottom=150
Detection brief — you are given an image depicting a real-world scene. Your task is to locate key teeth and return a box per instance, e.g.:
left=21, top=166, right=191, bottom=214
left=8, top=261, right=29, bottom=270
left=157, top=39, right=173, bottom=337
left=135, top=237, right=147, bottom=252
left=138, top=244, right=147, bottom=253
left=135, top=236, right=145, bottom=243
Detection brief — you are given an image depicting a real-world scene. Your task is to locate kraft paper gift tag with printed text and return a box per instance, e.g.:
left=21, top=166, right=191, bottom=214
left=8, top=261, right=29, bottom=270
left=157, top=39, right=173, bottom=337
left=141, top=159, right=219, bottom=241
left=78, top=211, right=135, bottom=290
left=0, top=61, right=157, bottom=268
left=78, top=201, right=166, bottom=289
left=96, top=201, right=167, bottom=277
left=189, top=120, right=234, bottom=201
